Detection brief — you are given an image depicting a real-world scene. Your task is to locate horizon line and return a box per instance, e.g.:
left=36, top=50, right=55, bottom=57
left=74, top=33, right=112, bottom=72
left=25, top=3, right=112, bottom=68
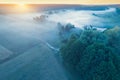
left=0, top=3, right=120, bottom=5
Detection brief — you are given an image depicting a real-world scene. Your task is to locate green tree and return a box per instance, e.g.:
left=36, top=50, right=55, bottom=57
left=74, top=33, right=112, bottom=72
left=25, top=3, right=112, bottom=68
left=60, top=27, right=107, bottom=70
left=60, top=26, right=120, bottom=80
left=76, top=43, right=120, bottom=80
left=80, top=27, right=107, bottom=45
left=104, top=26, right=120, bottom=54
left=60, top=34, right=86, bottom=69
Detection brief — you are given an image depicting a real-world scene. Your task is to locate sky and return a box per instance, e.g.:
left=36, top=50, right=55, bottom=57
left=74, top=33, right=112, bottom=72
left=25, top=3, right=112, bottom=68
left=0, top=0, right=120, bottom=4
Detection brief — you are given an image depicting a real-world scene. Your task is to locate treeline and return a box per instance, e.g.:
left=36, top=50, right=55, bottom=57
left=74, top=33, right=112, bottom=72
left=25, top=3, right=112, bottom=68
left=60, top=26, right=120, bottom=80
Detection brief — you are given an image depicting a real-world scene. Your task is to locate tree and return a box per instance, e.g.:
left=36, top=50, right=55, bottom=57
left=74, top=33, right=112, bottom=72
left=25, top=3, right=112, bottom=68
left=60, top=34, right=85, bottom=69
left=80, top=26, right=107, bottom=45
left=60, top=26, right=120, bottom=80
left=76, top=43, right=120, bottom=80
left=104, top=26, right=120, bottom=54
left=60, top=26, right=107, bottom=70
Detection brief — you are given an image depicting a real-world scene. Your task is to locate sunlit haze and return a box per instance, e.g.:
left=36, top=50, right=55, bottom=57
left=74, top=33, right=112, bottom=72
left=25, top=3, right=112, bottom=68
left=16, top=3, right=29, bottom=12
left=0, top=0, right=120, bottom=4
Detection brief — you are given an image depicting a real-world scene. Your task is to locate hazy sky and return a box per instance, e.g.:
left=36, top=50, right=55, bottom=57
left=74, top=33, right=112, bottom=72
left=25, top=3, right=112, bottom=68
left=0, top=0, right=120, bottom=4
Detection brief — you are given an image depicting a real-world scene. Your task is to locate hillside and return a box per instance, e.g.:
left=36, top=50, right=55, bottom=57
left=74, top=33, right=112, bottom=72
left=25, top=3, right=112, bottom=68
left=0, top=43, right=69, bottom=80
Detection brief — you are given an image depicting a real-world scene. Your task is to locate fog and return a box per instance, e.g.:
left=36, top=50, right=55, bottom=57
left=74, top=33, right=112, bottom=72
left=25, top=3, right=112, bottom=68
left=0, top=7, right=119, bottom=63
left=0, top=7, right=120, bottom=80
left=47, top=8, right=120, bottom=28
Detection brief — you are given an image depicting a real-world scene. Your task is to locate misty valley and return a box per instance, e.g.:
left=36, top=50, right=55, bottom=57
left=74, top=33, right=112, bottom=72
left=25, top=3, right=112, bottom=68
left=0, top=4, right=120, bottom=80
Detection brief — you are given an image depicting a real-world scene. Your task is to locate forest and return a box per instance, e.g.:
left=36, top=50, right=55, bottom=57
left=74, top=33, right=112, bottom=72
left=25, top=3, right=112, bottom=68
left=60, top=26, right=120, bottom=80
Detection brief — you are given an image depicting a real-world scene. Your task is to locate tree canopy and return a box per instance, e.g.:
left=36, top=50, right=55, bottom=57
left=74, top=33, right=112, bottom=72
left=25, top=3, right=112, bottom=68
left=60, top=26, right=120, bottom=80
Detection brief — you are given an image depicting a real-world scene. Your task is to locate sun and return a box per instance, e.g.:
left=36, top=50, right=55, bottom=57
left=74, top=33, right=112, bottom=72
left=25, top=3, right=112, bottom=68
left=17, top=3, right=27, bottom=9
left=15, top=3, right=29, bottom=12
left=17, top=3, right=26, bottom=7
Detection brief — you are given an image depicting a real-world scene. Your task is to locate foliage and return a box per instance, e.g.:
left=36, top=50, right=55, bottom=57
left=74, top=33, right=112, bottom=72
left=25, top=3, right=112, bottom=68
left=60, top=34, right=85, bottom=69
left=60, top=26, right=120, bottom=80
left=80, top=26, right=107, bottom=45
left=76, top=43, right=120, bottom=80
left=104, top=26, right=120, bottom=54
